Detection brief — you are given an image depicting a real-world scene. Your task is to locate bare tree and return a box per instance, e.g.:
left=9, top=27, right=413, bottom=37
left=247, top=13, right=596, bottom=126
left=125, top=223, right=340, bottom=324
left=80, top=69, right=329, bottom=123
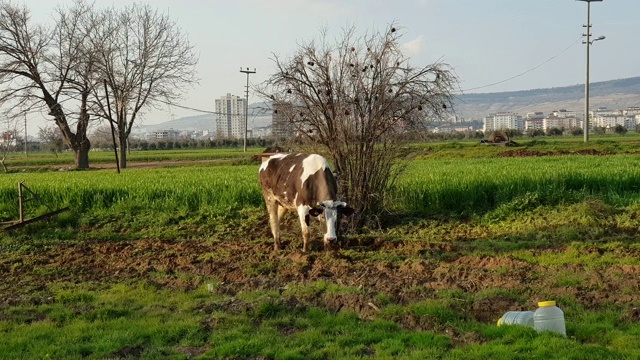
left=88, top=124, right=116, bottom=150
left=91, top=4, right=198, bottom=169
left=259, top=25, right=458, bottom=221
left=38, top=124, right=65, bottom=156
left=0, top=0, right=96, bottom=168
left=0, top=1, right=197, bottom=170
left=1, top=127, right=17, bottom=172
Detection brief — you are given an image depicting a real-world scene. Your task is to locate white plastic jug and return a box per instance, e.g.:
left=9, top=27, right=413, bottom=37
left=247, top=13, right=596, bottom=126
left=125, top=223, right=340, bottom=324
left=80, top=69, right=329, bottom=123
left=534, top=300, right=566, bottom=336
left=497, top=311, right=534, bottom=328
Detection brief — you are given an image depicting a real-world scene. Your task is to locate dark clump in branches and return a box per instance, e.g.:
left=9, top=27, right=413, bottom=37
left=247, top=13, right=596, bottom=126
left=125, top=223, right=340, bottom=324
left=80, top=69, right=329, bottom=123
left=259, top=24, right=458, bottom=225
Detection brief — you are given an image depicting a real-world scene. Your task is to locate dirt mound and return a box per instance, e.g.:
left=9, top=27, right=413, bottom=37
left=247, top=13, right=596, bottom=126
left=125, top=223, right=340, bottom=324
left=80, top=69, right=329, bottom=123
left=499, top=148, right=614, bottom=157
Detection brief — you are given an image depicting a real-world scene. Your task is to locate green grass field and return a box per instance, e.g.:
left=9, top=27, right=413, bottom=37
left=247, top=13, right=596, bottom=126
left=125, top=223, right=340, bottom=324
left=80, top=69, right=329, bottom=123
left=1, top=138, right=640, bottom=359
left=1, top=147, right=259, bottom=168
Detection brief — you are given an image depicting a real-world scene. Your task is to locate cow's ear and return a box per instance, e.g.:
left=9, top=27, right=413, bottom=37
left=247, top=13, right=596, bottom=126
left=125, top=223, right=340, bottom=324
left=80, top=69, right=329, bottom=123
left=338, top=205, right=355, bottom=217
left=309, top=208, right=324, bottom=217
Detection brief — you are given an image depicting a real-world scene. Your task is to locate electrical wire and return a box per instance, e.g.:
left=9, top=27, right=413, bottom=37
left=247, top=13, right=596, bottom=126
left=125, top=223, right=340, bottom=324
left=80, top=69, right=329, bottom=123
left=154, top=98, right=220, bottom=115
left=460, top=35, right=583, bottom=93
left=145, top=34, right=585, bottom=112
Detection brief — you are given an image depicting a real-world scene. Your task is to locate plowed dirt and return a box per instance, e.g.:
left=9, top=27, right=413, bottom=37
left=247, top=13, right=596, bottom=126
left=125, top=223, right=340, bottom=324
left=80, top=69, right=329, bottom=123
left=3, top=238, right=639, bottom=327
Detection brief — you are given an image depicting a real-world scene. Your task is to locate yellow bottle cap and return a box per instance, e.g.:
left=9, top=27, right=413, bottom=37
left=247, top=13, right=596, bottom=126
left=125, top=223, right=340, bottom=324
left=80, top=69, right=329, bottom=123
left=538, top=300, right=556, bottom=307
left=497, top=318, right=503, bottom=326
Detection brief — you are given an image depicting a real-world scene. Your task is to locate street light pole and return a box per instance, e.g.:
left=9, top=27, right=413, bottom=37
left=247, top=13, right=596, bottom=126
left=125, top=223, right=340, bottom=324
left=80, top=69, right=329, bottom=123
left=240, top=67, right=256, bottom=152
left=578, top=0, right=604, bottom=142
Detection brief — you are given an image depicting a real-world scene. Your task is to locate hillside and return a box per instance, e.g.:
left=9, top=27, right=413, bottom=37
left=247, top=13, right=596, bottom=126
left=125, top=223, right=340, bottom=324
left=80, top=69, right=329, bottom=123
left=454, top=77, right=640, bottom=119
left=136, top=77, right=640, bottom=132
left=135, top=103, right=272, bottom=134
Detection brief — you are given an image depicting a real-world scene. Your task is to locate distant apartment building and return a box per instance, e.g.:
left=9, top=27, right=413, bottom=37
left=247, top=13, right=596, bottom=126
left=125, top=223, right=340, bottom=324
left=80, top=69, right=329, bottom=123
left=525, top=118, right=544, bottom=131
left=592, top=114, right=636, bottom=130
left=524, top=112, right=544, bottom=131
left=544, top=115, right=580, bottom=130
left=623, top=106, right=640, bottom=117
left=589, top=106, right=636, bottom=130
left=483, top=112, right=523, bottom=132
left=215, top=93, right=246, bottom=138
left=432, top=124, right=473, bottom=133
left=523, top=110, right=581, bottom=132
left=590, top=107, right=621, bottom=118
left=153, top=129, right=180, bottom=139
left=526, top=112, right=544, bottom=120
left=271, top=102, right=296, bottom=138
left=556, top=110, right=576, bottom=118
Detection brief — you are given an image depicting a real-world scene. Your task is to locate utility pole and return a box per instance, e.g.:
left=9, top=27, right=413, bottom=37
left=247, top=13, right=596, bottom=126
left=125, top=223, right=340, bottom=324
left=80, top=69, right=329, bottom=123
left=240, top=67, right=256, bottom=152
left=23, top=113, right=27, bottom=156
left=577, top=0, right=605, bottom=142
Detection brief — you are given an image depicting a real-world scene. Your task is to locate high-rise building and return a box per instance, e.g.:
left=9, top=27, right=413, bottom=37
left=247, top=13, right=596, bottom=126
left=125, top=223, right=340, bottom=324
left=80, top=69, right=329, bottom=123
left=483, top=112, right=523, bottom=132
left=215, top=93, right=246, bottom=138
left=272, top=102, right=295, bottom=139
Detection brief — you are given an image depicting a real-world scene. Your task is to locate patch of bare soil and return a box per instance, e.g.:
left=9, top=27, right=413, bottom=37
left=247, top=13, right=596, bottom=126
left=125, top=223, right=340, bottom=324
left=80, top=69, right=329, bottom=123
left=2, top=239, right=639, bottom=327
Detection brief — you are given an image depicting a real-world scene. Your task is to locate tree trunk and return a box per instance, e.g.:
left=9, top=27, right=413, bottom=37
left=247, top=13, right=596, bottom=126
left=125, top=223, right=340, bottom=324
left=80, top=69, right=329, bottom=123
left=43, top=94, right=93, bottom=170
left=118, top=130, right=127, bottom=169
left=74, top=138, right=91, bottom=169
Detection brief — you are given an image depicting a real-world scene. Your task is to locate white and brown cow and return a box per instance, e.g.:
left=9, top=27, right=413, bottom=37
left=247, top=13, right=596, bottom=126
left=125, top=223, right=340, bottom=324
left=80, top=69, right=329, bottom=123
left=259, top=153, right=354, bottom=252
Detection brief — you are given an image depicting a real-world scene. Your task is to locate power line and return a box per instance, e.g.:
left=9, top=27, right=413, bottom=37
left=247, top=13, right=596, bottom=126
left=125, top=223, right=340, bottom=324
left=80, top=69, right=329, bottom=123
left=157, top=35, right=583, bottom=111
left=155, top=98, right=220, bottom=115
left=155, top=98, right=271, bottom=117
left=460, top=35, right=583, bottom=93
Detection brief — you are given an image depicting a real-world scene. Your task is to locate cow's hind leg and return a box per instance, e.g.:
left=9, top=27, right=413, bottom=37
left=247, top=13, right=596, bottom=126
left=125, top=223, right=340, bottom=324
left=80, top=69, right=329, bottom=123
left=297, top=206, right=311, bottom=252
left=277, top=205, right=287, bottom=224
left=266, top=199, right=281, bottom=251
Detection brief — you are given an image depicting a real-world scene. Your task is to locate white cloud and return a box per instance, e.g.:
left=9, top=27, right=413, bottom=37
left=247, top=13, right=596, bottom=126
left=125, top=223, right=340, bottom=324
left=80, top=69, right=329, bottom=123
left=401, top=35, right=423, bottom=57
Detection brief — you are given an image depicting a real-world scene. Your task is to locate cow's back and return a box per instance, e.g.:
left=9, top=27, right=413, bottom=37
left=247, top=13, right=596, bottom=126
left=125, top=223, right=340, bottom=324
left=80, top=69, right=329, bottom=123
left=259, top=153, right=337, bottom=208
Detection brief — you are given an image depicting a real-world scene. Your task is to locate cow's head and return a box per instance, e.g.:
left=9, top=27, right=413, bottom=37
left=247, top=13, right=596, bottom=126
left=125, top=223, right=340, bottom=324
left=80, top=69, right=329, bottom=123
left=309, top=200, right=355, bottom=249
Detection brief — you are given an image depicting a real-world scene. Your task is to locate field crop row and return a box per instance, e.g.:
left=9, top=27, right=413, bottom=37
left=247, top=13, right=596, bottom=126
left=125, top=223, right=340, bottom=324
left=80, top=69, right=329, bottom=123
left=0, top=165, right=263, bottom=226
left=3, top=154, right=640, bottom=225
left=395, top=154, right=640, bottom=217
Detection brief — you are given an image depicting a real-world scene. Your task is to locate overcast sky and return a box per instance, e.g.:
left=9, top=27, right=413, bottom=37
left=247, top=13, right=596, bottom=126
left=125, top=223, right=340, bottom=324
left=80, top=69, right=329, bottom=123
left=17, top=0, right=640, bottom=131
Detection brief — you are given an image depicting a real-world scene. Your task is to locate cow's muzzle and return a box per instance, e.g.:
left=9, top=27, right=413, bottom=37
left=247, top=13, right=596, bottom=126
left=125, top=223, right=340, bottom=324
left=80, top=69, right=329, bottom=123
left=323, top=237, right=338, bottom=251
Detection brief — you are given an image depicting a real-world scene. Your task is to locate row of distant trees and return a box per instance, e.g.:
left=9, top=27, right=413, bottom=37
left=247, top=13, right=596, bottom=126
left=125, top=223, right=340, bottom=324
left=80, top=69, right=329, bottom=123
left=8, top=124, right=630, bottom=156
left=524, top=125, right=629, bottom=137
left=407, top=124, right=633, bottom=141
left=92, top=137, right=281, bottom=152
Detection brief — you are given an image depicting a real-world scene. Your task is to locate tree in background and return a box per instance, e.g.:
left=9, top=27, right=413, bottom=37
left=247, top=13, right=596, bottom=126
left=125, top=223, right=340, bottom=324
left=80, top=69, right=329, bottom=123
left=0, top=1, right=197, bottom=169
left=91, top=3, right=198, bottom=169
left=88, top=124, right=116, bottom=151
left=259, top=24, right=457, bottom=222
left=614, top=124, right=627, bottom=136
left=0, top=1, right=96, bottom=168
left=38, top=125, right=65, bottom=156
left=1, top=116, right=20, bottom=172
left=545, top=127, right=563, bottom=136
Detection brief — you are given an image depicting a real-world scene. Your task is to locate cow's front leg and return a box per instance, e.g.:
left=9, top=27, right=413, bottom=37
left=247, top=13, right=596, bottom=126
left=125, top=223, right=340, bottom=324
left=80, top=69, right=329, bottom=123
left=297, top=206, right=311, bottom=252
